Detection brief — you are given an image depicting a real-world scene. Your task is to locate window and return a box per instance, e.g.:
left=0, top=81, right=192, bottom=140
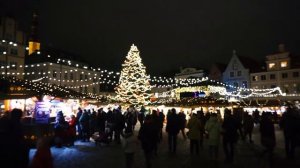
left=70, top=73, right=74, bottom=80
left=252, top=76, right=258, bottom=81
left=293, top=72, right=299, bottom=78
left=93, top=77, right=97, bottom=82
left=79, top=87, right=82, bottom=93
left=269, top=63, right=276, bottom=69
left=85, top=75, right=88, bottom=80
left=84, top=87, right=87, bottom=93
left=270, top=74, right=276, bottom=80
left=282, top=73, right=288, bottom=79
left=80, top=74, right=83, bottom=80
left=280, top=61, right=288, bottom=68
left=53, top=70, right=57, bottom=78
left=242, top=81, right=248, bottom=88
left=237, top=71, right=242, bottom=76
left=40, top=70, right=44, bottom=77
left=271, top=84, right=276, bottom=88
left=64, top=73, right=68, bottom=80
left=93, top=87, right=96, bottom=94
left=261, top=75, right=266, bottom=80
left=10, top=49, right=18, bottom=55
left=230, top=72, right=234, bottom=77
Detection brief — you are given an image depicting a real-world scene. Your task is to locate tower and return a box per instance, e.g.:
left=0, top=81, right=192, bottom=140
left=28, top=12, right=40, bottom=55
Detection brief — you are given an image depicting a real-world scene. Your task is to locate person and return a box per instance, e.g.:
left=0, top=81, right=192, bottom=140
left=205, top=113, right=222, bottom=160
left=112, top=109, right=125, bottom=144
left=197, top=110, right=205, bottom=148
left=158, top=110, right=165, bottom=142
left=68, top=115, right=76, bottom=146
left=138, top=115, right=158, bottom=168
left=166, top=108, right=180, bottom=153
left=138, top=106, right=146, bottom=125
left=150, top=110, right=160, bottom=156
left=30, top=138, right=53, bottom=168
left=79, top=110, right=90, bottom=142
left=124, top=107, right=135, bottom=133
left=54, top=111, right=69, bottom=147
left=279, top=106, right=299, bottom=159
left=2, top=108, right=29, bottom=168
left=178, top=110, right=187, bottom=139
left=222, top=109, right=240, bottom=163
left=76, top=108, right=83, bottom=140
left=186, top=113, right=201, bottom=155
left=260, top=112, right=276, bottom=166
left=96, top=108, right=106, bottom=133
left=243, top=112, right=254, bottom=143
left=122, top=131, right=137, bottom=168
left=89, top=110, right=97, bottom=136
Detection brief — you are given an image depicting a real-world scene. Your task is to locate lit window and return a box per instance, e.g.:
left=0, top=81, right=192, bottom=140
left=53, top=70, right=57, bottom=78
left=281, top=61, right=288, bottom=68
left=269, top=63, right=276, bottom=69
left=252, top=76, right=258, bottom=81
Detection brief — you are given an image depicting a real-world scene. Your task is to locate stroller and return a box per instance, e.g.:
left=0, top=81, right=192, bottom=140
left=93, top=129, right=111, bottom=146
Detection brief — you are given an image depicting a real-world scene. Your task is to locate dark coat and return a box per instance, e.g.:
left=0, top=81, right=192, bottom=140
left=138, top=121, right=158, bottom=152
left=222, top=115, right=240, bottom=143
left=260, top=116, right=276, bottom=148
left=166, top=113, right=180, bottom=135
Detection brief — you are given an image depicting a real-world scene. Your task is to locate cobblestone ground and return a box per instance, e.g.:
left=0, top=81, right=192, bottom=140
left=29, top=124, right=300, bottom=168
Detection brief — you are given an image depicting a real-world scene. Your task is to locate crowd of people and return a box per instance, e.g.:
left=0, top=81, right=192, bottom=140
left=0, top=105, right=300, bottom=168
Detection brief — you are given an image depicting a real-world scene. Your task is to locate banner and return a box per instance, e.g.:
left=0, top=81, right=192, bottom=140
left=35, top=101, right=50, bottom=124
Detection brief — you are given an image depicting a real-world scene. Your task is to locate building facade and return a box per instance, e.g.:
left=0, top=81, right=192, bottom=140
left=223, top=50, right=260, bottom=91
left=175, top=67, right=205, bottom=79
left=0, top=16, right=26, bottom=79
left=25, top=50, right=103, bottom=95
left=250, top=44, right=300, bottom=94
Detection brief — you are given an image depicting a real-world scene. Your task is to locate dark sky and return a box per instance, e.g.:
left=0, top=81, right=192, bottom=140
left=1, top=0, right=300, bottom=76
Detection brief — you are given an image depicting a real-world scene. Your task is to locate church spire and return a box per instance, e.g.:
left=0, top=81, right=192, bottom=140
left=28, top=11, right=40, bottom=55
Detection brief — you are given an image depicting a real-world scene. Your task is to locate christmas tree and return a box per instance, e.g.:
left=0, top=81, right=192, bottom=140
left=115, top=44, right=152, bottom=105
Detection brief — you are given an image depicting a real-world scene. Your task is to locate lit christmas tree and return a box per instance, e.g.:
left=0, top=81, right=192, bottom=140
left=115, top=44, right=152, bottom=105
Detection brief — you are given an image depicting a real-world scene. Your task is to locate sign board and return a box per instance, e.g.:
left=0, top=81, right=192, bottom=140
left=35, top=101, right=50, bottom=124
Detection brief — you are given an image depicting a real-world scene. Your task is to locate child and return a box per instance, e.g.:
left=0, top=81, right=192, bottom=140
left=122, top=132, right=137, bottom=168
left=30, top=137, right=53, bottom=168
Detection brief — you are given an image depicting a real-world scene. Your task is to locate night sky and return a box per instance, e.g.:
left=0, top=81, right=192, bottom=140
left=1, top=0, right=300, bottom=76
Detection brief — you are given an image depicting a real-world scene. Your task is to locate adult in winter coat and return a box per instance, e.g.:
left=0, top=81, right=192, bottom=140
left=96, top=108, right=106, bottom=133
left=79, top=110, right=90, bottom=142
left=178, top=111, right=187, bottom=139
left=222, top=109, right=241, bottom=163
left=243, top=112, right=254, bottom=143
left=186, top=113, right=201, bottom=155
left=68, top=115, right=76, bottom=146
left=76, top=108, right=83, bottom=139
left=138, top=115, right=159, bottom=168
left=260, top=112, right=276, bottom=166
left=205, top=113, right=222, bottom=160
left=166, top=108, right=180, bottom=153
left=279, top=106, right=300, bottom=160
